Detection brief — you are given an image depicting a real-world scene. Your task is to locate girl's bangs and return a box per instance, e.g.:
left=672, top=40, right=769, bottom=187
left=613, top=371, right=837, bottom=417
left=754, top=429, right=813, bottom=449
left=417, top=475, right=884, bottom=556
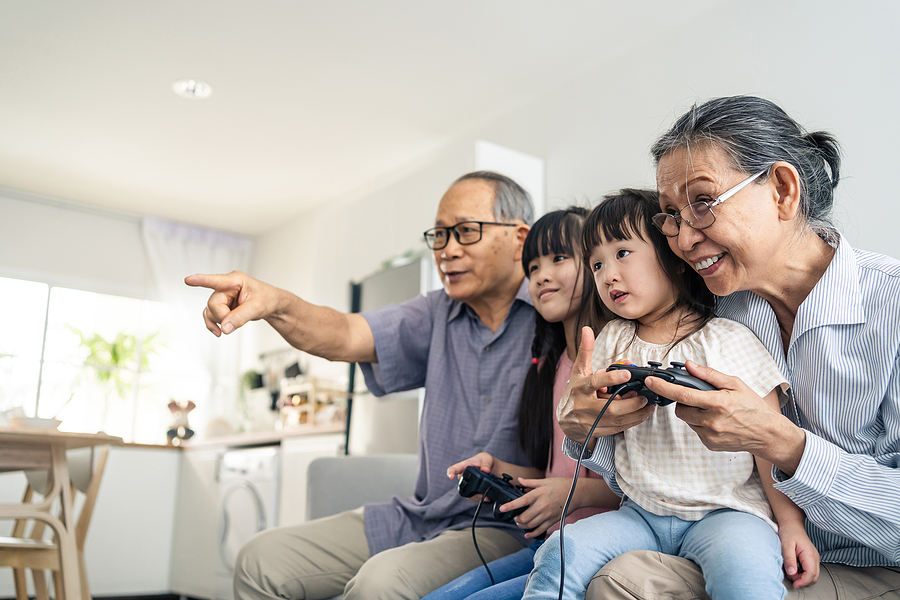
left=523, top=210, right=586, bottom=271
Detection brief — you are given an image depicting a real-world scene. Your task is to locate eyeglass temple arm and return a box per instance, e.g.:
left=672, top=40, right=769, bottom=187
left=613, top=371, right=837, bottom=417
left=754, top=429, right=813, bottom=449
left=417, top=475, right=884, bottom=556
left=714, top=169, right=767, bottom=206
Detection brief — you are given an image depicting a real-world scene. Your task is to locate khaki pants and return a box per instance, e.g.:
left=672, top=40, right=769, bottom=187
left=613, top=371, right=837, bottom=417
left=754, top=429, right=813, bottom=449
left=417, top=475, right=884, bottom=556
left=233, top=508, right=524, bottom=600
left=585, top=551, right=900, bottom=600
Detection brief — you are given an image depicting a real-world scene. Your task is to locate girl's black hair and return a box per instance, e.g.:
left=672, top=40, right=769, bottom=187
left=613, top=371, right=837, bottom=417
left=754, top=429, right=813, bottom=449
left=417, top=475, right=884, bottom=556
left=581, top=189, right=714, bottom=350
left=517, top=206, right=590, bottom=472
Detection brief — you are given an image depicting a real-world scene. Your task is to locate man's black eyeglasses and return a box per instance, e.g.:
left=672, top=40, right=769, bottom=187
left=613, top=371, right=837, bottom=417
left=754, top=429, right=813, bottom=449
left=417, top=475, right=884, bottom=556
left=423, top=221, right=518, bottom=250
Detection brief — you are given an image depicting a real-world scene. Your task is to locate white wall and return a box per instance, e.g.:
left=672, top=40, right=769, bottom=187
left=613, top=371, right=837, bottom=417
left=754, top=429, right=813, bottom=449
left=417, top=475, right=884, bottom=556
left=249, top=137, right=476, bottom=377
left=252, top=0, right=900, bottom=365
left=474, top=0, right=900, bottom=258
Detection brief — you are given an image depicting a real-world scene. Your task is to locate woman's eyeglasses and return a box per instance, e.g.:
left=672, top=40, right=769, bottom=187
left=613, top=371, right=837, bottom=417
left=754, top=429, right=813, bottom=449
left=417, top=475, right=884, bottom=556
left=652, top=169, right=768, bottom=237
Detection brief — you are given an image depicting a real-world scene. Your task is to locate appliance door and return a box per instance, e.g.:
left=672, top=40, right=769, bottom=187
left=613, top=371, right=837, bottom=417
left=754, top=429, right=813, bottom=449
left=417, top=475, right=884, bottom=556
left=217, top=446, right=280, bottom=574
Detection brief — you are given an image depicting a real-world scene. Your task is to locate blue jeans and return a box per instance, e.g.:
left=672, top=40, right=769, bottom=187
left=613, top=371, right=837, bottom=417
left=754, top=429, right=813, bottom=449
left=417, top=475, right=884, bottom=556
left=422, top=542, right=541, bottom=600
left=523, top=499, right=785, bottom=600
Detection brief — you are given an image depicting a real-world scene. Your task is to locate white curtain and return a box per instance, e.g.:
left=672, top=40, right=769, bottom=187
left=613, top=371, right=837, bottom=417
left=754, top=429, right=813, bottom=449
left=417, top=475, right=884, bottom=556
left=141, top=217, right=254, bottom=434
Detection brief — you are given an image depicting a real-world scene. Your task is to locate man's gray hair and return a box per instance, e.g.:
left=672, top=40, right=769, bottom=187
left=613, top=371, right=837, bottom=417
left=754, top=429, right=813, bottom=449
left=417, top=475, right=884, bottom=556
left=454, top=171, right=535, bottom=226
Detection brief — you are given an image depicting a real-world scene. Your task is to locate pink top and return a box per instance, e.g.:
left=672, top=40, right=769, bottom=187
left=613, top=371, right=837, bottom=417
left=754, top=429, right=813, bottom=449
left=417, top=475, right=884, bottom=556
left=545, top=351, right=610, bottom=535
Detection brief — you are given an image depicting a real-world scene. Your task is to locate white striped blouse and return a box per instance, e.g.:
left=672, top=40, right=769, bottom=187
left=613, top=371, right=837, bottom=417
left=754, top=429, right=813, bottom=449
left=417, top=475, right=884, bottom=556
left=717, top=235, right=900, bottom=567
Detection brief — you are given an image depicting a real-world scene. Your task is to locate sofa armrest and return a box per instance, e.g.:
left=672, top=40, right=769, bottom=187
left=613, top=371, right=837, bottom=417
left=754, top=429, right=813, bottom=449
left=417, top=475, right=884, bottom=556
left=305, top=454, right=418, bottom=521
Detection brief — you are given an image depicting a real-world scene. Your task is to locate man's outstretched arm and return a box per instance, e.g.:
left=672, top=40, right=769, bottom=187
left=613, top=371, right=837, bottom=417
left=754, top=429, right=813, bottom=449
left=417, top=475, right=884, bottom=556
left=185, top=270, right=377, bottom=364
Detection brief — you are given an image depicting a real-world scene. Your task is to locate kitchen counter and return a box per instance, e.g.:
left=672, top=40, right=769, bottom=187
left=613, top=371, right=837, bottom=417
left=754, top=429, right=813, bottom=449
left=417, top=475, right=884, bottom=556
left=180, top=422, right=345, bottom=450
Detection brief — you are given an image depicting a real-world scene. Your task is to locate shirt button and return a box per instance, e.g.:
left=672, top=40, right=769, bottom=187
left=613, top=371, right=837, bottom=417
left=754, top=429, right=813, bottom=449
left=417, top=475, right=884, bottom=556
left=485, top=345, right=492, bottom=352
left=485, top=397, right=492, bottom=404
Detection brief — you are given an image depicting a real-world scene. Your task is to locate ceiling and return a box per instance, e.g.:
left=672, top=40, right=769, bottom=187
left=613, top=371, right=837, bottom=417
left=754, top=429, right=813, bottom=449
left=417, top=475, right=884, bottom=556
left=1, top=1, right=724, bottom=235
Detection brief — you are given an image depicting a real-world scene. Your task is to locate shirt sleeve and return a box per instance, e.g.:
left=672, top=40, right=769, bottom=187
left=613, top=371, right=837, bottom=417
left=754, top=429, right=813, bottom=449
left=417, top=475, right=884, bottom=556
left=704, top=319, right=789, bottom=401
left=773, top=347, right=900, bottom=563
left=359, top=293, right=434, bottom=396
left=562, top=435, right=622, bottom=497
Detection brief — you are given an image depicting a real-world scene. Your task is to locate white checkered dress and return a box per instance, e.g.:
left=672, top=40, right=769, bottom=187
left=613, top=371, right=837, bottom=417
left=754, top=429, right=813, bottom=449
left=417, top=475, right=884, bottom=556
left=591, top=318, right=789, bottom=529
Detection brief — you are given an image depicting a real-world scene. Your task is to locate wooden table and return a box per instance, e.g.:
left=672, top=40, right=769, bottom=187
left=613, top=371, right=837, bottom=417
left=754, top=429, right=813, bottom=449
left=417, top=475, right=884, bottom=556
left=0, top=427, right=122, bottom=600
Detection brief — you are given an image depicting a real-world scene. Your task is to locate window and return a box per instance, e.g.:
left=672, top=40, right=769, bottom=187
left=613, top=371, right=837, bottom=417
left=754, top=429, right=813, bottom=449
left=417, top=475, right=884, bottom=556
left=0, top=276, right=195, bottom=444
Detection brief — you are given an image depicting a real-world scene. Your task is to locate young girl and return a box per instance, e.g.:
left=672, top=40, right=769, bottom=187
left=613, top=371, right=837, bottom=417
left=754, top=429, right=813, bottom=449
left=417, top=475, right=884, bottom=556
left=424, top=207, right=620, bottom=600
left=522, top=190, right=819, bottom=600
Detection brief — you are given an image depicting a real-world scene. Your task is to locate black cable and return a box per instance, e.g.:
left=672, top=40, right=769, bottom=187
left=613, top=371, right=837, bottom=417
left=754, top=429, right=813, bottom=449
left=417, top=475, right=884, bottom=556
left=556, top=387, right=625, bottom=600
left=471, top=489, right=496, bottom=586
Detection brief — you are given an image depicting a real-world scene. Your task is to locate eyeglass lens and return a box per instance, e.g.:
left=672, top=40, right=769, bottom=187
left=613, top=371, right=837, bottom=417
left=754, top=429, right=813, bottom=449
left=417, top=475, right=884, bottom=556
left=425, top=222, right=483, bottom=249
left=652, top=202, right=715, bottom=237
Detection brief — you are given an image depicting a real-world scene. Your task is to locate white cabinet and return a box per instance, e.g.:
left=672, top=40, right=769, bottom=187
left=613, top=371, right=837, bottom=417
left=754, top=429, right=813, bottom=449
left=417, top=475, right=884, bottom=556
left=88, top=446, right=181, bottom=596
left=0, top=446, right=180, bottom=598
left=279, top=433, right=345, bottom=526
left=170, top=447, right=221, bottom=599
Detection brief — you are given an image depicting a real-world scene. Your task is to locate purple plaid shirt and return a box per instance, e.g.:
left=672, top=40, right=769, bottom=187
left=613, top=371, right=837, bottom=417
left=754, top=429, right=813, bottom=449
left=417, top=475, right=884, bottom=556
left=359, top=281, right=535, bottom=555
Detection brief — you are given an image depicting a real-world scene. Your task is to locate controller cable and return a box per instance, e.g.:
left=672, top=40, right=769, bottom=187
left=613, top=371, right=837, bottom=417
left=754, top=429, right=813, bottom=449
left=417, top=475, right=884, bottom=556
left=471, top=489, right=496, bottom=585
left=554, top=385, right=630, bottom=600
left=465, top=384, right=630, bottom=598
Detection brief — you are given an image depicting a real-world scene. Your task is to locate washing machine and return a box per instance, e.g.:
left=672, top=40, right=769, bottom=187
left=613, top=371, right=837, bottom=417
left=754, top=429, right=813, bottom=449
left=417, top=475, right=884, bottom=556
left=215, top=444, right=281, bottom=600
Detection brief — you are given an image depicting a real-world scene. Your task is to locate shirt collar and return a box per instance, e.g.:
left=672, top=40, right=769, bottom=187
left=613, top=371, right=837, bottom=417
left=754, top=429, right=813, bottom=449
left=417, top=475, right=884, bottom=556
left=446, top=278, right=532, bottom=323
left=792, top=232, right=864, bottom=342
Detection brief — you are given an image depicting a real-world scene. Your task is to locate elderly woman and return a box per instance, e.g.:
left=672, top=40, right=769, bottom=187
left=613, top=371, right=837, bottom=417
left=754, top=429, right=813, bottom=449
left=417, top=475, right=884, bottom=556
left=558, top=96, right=900, bottom=599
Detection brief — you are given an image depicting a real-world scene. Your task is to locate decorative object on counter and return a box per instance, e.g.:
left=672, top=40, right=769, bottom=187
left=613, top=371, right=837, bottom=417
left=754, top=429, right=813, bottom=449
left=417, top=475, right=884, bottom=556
left=0, top=406, right=26, bottom=427
left=242, top=370, right=265, bottom=390
left=204, top=417, right=236, bottom=438
left=259, top=347, right=305, bottom=411
left=238, top=369, right=266, bottom=432
left=167, top=399, right=196, bottom=445
left=276, top=377, right=349, bottom=431
left=8, top=416, right=62, bottom=430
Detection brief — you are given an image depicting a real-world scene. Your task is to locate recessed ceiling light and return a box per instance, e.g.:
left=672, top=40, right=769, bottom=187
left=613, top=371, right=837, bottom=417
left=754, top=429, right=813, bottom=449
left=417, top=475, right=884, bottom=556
left=172, top=79, right=212, bottom=99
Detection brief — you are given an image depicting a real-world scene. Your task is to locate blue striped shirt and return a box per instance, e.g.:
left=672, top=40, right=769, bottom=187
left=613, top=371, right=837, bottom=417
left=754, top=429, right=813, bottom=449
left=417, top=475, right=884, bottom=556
left=717, top=235, right=900, bottom=567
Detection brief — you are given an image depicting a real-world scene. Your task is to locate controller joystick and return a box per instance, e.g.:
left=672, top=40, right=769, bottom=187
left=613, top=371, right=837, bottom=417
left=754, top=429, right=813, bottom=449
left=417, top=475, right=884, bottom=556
left=457, top=466, right=527, bottom=523
left=606, top=361, right=716, bottom=406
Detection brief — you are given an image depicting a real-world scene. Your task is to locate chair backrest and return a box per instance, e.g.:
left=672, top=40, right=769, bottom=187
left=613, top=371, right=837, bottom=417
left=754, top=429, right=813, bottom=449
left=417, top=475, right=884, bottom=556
left=25, top=446, right=104, bottom=495
left=74, top=445, right=109, bottom=549
left=306, top=454, right=418, bottom=521
left=20, top=445, right=110, bottom=550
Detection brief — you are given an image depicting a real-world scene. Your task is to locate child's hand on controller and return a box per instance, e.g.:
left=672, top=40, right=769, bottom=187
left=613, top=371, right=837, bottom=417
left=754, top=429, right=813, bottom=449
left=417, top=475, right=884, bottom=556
left=499, top=477, right=571, bottom=538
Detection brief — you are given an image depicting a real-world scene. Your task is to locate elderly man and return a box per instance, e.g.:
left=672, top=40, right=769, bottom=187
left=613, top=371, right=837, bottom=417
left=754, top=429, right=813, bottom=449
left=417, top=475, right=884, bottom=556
left=186, top=171, right=536, bottom=600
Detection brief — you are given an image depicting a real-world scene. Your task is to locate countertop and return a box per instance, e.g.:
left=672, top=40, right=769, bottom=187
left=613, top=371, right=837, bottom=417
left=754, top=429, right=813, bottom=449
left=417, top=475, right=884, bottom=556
left=179, top=422, right=345, bottom=450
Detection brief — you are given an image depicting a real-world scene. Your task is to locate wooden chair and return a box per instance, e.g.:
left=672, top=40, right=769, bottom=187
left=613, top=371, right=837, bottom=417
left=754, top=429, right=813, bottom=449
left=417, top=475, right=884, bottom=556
left=0, top=445, right=110, bottom=600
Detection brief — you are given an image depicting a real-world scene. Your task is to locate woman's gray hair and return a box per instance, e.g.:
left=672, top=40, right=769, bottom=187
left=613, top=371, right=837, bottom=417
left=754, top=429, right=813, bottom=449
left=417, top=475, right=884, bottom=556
left=651, top=96, right=841, bottom=244
left=454, top=171, right=535, bottom=226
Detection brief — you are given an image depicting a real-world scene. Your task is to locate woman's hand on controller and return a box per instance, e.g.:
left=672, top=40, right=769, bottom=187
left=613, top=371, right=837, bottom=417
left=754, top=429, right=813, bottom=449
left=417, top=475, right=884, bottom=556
left=557, top=327, right=656, bottom=447
left=498, top=477, right=571, bottom=538
left=648, top=360, right=805, bottom=475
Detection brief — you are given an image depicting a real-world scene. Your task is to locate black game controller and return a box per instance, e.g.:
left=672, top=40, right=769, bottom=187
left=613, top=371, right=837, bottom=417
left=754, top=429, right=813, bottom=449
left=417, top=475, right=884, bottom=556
left=606, top=361, right=716, bottom=406
left=457, top=466, right=527, bottom=523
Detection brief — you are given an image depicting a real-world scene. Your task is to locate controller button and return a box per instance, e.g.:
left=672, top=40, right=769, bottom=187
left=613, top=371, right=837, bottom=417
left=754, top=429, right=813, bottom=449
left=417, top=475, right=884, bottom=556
left=648, top=361, right=662, bottom=369
left=670, top=361, right=686, bottom=369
